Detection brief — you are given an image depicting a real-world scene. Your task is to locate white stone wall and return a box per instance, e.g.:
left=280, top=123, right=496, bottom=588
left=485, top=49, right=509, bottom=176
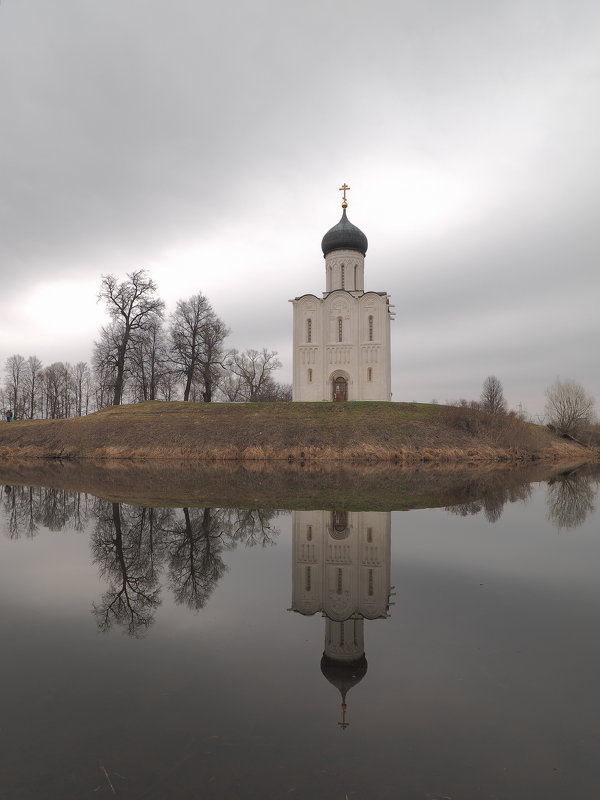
left=290, top=288, right=392, bottom=401
left=325, top=249, right=365, bottom=292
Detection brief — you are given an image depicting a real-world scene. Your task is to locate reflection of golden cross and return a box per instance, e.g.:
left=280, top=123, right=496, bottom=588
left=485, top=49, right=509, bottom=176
left=338, top=701, right=349, bottom=730
left=339, top=183, right=350, bottom=208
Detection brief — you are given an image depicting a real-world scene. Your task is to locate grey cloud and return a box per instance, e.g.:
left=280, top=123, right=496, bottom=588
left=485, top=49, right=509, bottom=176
left=1, top=0, right=599, bottom=412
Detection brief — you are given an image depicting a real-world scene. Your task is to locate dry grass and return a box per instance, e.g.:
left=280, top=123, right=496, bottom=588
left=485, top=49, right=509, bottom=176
left=0, top=400, right=597, bottom=465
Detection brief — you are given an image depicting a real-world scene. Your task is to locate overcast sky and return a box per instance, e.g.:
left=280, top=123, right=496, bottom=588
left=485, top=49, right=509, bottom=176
left=1, top=0, right=598, bottom=415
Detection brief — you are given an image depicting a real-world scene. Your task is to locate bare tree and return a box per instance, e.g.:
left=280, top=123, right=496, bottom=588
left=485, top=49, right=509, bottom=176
left=545, top=378, right=595, bottom=437
left=24, top=355, right=43, bottom=419
left=4, top=354, right=26, bottom=419
left=72, top=361, right=92, bottom=416
left=252, top=378, right=292, bottom=401
left=480, top=375, right=507, bottom=414
left=97, top=270, right=165, bottom=406
left=93, top=322, right=121, bottom=409
left=128, top=317, right=170, bottom=402
left=222, top=348, right=282, bottom=402
left=168, top=293, right=229, bottom=402
left=43, top=362, right=73, bottom=419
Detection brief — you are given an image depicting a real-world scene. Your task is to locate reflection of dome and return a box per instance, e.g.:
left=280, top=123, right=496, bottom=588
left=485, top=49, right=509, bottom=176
left=320, top=653, right=368, bottom=700
left=321, top=209, right=368, bottom=257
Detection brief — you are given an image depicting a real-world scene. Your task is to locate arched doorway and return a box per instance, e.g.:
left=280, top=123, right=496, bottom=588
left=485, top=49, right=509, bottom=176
left=333, top=376, right=348, bottom=402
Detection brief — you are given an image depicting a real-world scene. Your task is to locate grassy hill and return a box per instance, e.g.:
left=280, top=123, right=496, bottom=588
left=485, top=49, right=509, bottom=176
left=0, top=400, right=596, bottom=464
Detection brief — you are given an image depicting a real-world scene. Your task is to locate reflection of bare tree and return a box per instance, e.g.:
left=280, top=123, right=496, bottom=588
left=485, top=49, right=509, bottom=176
left=226, top=508, right=279, bottom=547
left=165, top=507, right=229, bottom=611
left=446, top=482, right=533, bottom=524
left=1, top=486, right=282, bottom=635
left=92, top=502, right=168, bottom=636
left=547, top=469, right=597, bottom=529
left=164, top=507, right=280, bottom=611
left=1, top=485, right=91, bottom=539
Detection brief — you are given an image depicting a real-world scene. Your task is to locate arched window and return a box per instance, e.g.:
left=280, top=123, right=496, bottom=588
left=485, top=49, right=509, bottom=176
left=368, top=315, right=374, bottom=341
left=367, top=527, right=373, bottom=543
left=306, top=525, right=312, bottom=541
left=338, top=317, right=343, bottom=342
left=305, top=566, right=312, bottom=592
left=306, top=318, right=312, bottom=343
left=367, top=367, right=373, bottom=382
left=307, top=368, right=312, bottom=383
left=341, top=264, right=345, bottom=289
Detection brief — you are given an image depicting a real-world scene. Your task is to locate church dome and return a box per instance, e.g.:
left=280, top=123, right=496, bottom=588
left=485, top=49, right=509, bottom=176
left=321, top=209, right=368, bottom=257
left=320, top=653, right=368, bottom=699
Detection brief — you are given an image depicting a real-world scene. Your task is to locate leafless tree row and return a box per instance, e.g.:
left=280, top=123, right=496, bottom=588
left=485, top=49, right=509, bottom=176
left=1, top=354, right=94, bottom=420
left=1, top=269, right=291, bottom=418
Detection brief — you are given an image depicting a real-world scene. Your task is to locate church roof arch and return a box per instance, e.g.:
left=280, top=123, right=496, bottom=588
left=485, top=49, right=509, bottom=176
left=291, top=293, right=321, bottom=303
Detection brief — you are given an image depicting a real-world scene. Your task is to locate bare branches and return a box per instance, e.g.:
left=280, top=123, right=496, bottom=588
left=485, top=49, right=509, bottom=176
left=168, top=293, right=229, bottom=402
left=545, top=378, right=595, bottom=437
left=97, top=270, right=165, bottom=405
left=223, top=348, right=282, bottom=402
left=480, top=375, right=507, bottom=415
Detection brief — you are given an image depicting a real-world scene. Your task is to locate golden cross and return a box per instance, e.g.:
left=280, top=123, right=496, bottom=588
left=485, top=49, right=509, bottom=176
left=339, top=183, right=350, bottom=208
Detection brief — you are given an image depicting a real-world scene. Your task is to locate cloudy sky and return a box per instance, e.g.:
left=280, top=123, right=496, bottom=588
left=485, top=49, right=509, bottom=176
left=1, top=0, right=599, bottom=415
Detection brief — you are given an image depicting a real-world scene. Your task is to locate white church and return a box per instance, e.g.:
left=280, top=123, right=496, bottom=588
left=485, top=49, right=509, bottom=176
left=290, top=185, right=394, bottom=402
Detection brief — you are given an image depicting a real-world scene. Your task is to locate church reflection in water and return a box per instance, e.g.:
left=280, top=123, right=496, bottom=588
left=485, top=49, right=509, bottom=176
left=290, top=510, right=393, bottom=729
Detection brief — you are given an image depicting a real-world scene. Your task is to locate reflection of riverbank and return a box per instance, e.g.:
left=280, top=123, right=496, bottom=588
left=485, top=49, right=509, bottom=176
left=1, top=465, right=598, bottom=636
left=2, top=459, right=599, bottom=511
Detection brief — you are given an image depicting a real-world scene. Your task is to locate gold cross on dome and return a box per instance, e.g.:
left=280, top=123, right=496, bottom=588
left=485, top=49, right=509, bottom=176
left=339, top=183, right=350, bottom=208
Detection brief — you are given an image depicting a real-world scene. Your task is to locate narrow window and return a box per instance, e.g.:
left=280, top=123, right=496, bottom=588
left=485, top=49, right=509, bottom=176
left=338, top=317, right=343, bottom=342
left=354, top=263, right=358, bottom=289
left=308, top=368, right=312, bottom=383
left=367, top=527, right=373, bottom=543
left=368, top=569, right=374, bottom=596
left=368, top=315, right=374, bottom=341
left=333, top=511, right=348, bottom=532
left=306, top=525, right=312, bottom=541
left=337, top=568, right=343, bottom=594
left=307, top=318, right=312, bottom=343
left=341, top=264, right=345, bottom=289
left=305, top=566, right=312, bottom=592
left=367, top=367, right=372, bottom=382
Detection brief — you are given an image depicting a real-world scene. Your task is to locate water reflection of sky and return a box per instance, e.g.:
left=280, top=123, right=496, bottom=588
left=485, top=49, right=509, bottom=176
left=0, top=474, right=599, bottom=799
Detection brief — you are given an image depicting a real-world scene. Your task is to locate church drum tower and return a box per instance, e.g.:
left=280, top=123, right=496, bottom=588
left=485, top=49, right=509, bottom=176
left=290, top=185, right=394, bottom=402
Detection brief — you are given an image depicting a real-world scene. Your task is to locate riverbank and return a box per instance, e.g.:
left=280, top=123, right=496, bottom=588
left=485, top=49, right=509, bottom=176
left=1, top=457, right=597, bottom=511
left=0, top=400, right=596, bottom=464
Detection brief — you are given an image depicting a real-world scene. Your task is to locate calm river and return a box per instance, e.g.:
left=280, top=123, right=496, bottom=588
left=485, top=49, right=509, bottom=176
left=0, top=465, right=599, bottom=799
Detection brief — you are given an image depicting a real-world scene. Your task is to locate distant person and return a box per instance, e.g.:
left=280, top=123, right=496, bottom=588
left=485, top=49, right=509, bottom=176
left=5, top=409, right=14, bottom=422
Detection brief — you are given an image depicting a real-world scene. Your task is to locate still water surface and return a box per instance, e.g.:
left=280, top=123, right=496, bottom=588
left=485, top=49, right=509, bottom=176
left=0, top=468, right=599, bottom=799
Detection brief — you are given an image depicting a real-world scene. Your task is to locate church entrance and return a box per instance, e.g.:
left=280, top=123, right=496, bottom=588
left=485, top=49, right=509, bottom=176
left=333, top=376, right=348, bottom=402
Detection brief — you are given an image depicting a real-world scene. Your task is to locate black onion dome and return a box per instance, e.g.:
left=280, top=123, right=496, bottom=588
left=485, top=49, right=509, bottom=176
left=320, top=654, right=368, bottom=700
left=321, top=209, right=368, bottom=257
